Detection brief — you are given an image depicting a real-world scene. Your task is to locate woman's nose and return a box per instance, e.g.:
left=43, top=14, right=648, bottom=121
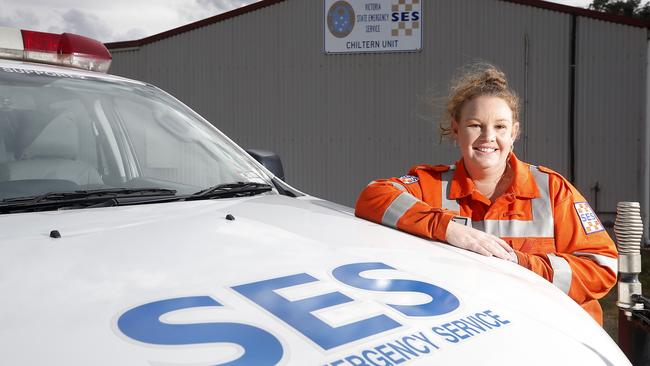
left=481, top=127, right=496, bottom=141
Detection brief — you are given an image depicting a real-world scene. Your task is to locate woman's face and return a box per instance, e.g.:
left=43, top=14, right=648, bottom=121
left=452, top=95, right=519, bottom=174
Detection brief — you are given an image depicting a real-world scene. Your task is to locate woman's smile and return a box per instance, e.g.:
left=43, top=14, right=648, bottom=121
left=473, top=146, right=498, bottom=153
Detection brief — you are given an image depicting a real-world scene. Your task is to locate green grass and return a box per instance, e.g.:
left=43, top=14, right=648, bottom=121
left=602, top=248, right=650, bottom=342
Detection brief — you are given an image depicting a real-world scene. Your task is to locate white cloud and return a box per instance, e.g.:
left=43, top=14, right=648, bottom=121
left=0, top=8, right=40, bottom=32
left=0, top=0, right=257, bottom=42
left=195, top=0, right=253, bottom=13
left=57, top=9, right=113, bottom=40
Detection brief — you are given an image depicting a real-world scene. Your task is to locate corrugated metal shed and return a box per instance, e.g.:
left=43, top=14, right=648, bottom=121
left=575, top=17, right=647, bottom=221
left=107, top=0, right=649, bottom=212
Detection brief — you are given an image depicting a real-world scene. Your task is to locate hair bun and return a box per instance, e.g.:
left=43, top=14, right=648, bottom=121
left=481, top=69, right=508, bottom=90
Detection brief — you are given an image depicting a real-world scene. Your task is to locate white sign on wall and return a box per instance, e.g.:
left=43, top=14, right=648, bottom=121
left=324, top=0, right=422, bottom=54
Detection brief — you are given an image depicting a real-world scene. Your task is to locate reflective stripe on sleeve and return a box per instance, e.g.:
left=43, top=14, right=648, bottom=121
left=573, top=252, right=618, bottom=273
left=547, top=253, right=572, bottom=294
left=367, top=180, right=407, bottom=192
left=381, top=192, right=419, bottom=228
left=389, top=181, right=407, bottom=192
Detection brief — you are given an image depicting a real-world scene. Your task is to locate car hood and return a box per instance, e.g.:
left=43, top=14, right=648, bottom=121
left=0, top=194, right=630, bottom=365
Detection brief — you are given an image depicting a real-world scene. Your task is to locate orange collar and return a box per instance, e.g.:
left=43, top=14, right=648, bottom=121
left=448, top=153, right=540, bottom=200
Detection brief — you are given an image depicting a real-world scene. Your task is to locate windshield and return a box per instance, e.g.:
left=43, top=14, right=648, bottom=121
left=0, top=67, right=272, bottom=201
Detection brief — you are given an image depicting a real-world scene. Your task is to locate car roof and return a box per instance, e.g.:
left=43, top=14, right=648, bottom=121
left=0, top=58, right=146, bottom=86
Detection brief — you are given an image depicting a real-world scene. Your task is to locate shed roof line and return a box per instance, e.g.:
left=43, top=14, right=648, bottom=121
left=105, top=0, right=650, bottom=50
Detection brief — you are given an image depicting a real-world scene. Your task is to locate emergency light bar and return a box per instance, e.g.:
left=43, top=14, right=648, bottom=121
left=0, top=27, right=111, bottom=73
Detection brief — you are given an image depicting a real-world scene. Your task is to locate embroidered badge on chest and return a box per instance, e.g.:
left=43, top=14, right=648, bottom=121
left=399, top=175, right=419, bottom=184
left=574, top=202, right=604, bottom=235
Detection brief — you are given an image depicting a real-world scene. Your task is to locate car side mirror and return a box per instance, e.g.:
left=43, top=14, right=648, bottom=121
left=245, top=149, right=285, bottom=181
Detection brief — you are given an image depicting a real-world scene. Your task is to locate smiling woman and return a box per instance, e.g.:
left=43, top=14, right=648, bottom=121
left=355, top=64, right=618, bottom=325
left=451, top=95, right=519, bottom=201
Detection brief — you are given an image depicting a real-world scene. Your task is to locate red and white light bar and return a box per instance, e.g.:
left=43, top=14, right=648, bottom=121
left=0, top=27, right=112, bottom=73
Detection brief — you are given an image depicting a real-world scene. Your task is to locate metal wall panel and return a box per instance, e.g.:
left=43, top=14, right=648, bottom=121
left=575, top=18, right=647, bottom=217
left=108, top=0, right=644, bottom=209
left=109, top=49, right=143, bottom=79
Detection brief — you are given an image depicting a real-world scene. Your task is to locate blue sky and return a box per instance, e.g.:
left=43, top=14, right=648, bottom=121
left=0, top=0, right=591, bottom=43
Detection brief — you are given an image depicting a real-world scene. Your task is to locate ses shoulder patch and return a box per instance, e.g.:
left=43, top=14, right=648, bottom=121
left=399, top=175, right=419, bottom=184
left=574, top=202, right=604, bottom=235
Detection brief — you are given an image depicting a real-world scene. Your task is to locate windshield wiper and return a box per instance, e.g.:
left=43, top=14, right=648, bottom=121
left=0, top=182, right=273, bottom=214
left=0, top=188, right=177, bottom=213
left=188, top=182, right=272, bottom=200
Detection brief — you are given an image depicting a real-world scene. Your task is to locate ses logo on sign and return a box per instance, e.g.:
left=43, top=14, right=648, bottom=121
left=327, top=1, right=356, bottom=38
left=324, top=0, right=422, bottom=53
left=117, top=262, right=459, bottom=365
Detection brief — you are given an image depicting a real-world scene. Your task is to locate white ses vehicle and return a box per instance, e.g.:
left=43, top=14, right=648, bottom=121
left=0, top=28, right=630, bottom=366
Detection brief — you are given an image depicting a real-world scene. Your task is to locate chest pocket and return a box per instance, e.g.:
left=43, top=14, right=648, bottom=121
left=441, top=165, right=555, bottom=239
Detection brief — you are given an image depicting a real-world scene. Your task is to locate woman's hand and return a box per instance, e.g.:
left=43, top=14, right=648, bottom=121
left=445, top=221, right=517, bottom=262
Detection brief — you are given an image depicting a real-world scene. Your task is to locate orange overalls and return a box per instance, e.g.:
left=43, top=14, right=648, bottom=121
left=355, top=153, right=617, bottom=324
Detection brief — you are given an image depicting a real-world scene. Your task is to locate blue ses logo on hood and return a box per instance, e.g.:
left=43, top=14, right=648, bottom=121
left=117, top=262, right=460, bottom=365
